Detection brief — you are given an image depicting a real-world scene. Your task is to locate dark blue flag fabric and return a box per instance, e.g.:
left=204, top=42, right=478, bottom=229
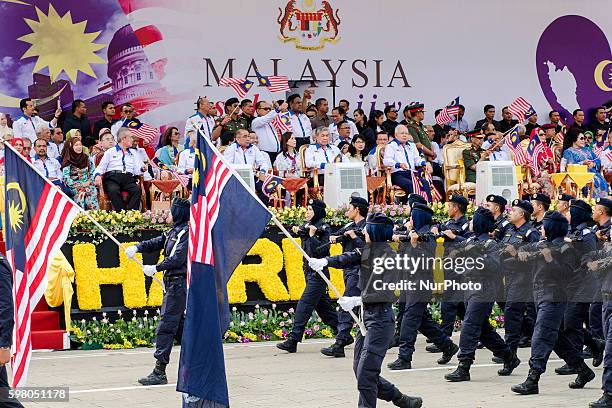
left=178, top=130, right=271, bottom=407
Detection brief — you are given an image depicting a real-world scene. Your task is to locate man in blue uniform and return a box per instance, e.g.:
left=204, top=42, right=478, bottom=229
left=486, top=194, right=511, bottom=241
left=0, top=254, right=24, bottom=407
left=126, top=198, right=190, bottom=386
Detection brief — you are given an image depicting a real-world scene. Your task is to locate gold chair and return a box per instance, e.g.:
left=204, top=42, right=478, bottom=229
left=299, top=144, right=321, bottom=199
left=443, top=140, right=475, bottom=199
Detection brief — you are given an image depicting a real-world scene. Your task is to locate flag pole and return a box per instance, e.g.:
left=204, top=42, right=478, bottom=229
left=198, top=131, right=367, bottom=335
left=2, top=139, right=165, bottom=292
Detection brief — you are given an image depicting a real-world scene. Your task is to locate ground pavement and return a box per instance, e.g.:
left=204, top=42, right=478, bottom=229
left=24, top=333, right=603, bottom=408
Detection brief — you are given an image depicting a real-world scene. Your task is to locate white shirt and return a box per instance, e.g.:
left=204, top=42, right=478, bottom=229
left=329, top=120, right=358, bottom=145
left=177, top=148, right=196, bottom=175
left=366, top=146, right=381, bottom=174
left=94, top=144, right=145, bottom=177
left=13, top=114, right=57, bottom=143
left=448, top=118, right=470, bottom=133
left=432, top=141, right=444, bottom=166
left=305, top=143, right=343, bottom=170
left=33, top=155, right=62, bottom=180
left=133, top=147, right=153, bottom=180
left=223, top=142, right=270, bottom=171
left=290, top=112, right=312, bottom=141
left=383, top=139, right=424, bottom=173
left=184, top=112, right=215, bottom=144
left=274, top=151, right=302, bottom=178
left=252, top=110, right=281, bottom=153
left=30, top=142, right=60, bottom=160
left=601, top=146, right=612, bottom=170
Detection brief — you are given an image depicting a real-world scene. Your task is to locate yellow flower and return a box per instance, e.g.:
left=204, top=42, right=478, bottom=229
left=320, top=328, right=333, bottom=338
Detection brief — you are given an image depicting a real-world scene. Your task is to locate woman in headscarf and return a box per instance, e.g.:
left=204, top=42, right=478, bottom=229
left=0, top=113, right=13, bottom=140
left=64, top=129, right=90, bottom=156
left=9, top=138, right=31, bottom=162
left=61, top=137, right=99, bottom=210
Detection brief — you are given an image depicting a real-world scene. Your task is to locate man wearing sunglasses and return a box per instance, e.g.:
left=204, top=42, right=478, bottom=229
left=381, top=105, right=399, bottom=136
left=251, top=100, right=289, bottom=164
left=111, top=103, right=136, bottom=140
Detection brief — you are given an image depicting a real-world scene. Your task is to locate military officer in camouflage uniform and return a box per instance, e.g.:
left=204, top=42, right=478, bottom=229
left=462, top=129, right=485, bottom=183
left=211, top=97, right=248, bottom=141
left=406, top=103, right=436, bottom=161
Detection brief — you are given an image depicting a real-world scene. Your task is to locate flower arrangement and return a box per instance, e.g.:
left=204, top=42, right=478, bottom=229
left=71, top=310, right=159, bottom=349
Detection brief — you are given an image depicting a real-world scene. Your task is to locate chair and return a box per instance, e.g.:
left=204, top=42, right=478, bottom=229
left=299, top=144, right=321, bottom=200
left=149, top=178, right=183, bottom=212
left=365, top=145, right=387, bottom=204
left=443, top=140, right=475, bottom=199
left=379, top=145, right=407, bottom=203
left=98, top=175, right=146, bottom=211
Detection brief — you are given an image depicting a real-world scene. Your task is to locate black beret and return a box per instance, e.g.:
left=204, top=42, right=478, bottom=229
left=309, top=199, right=327, bottom=211
left=224, top=97, right=239, bottom=108
left=407, top=193, right=427, bottom=207
left=172, top=197, right=191, bottom=208
left=512, top=199, right=533, bottom=215
left=530, top=193, right=551, bottom=206
left=411, top=203, right=434, bottom=216
left=557, top=194, right=574, bottom=202
left=474, top=207, right=494, bottom=223
left=596, top=197, right=612, bottom=210
left=543, top=210, right=568, bottom=223
left=350, top=196, right=369, bottom=209
left=570, top=199, right=592, bottom=214
left=450, top=195, right=469, bottom=207
left=366, top=213, right=394, bottom=226
left=466, top=129, right=484, bottom=138
left=486, top=194, right=507, bottom=207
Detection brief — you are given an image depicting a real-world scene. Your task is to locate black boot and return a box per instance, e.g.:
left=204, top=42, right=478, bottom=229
left=569, top=362, right=595, bottom=389
left=425, top=344, right=442, bottom=353
left=387, top=357, right=412, bottom=370
left=445, top=360, right=471, bottom=382
left=555, top=363, right=577, bottom=375
left=276, top=338, right=298, bottom=353
left=584, top=346, right=594, bottom=359
left=590, top=392, right=612, bottom=408
left=498, top=353, right=521, bottom=376
left=320, top=343, right=345, bottom=358
left=593, top=340, right=605, bottom=368
left=511, top=369, right=540, bottom=395
left=437, top=343, right=459, bottom=365
left=393, top=394, right=423, bottom=408
left=138, top=361, right=168, bottom=385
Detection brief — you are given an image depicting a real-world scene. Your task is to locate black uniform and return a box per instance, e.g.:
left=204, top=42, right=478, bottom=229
left=589, top=219, right=610, bottom=342
left=492, top=214, right=511, bottom=241
left=0, top=254, right=25, bottom=407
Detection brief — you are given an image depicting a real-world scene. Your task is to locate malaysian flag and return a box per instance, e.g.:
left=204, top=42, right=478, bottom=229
left=605, top=148, right=612, bottom=163
left=178, top=129, right=271, bottom=407
left=593, top=130, right=609, bottom=158
left=261, top=173, right=284, bottom=198
left=411, top=170, right=431, bottom=202
left=254, top=69, right=290, bottom=93
left=526, top=132, right=546, bottom=177
left=424, top=170, right=442, bottom=202
left=124, top=119, right=159, bottom=146
left=272, top=111, right=293, bottom=134
left=508, top=97, right=533, bottom=123
left=4, top=146, right=79, bottom=387
left=435, top=97, right=460, bottom=125
left=219, top=77, right=254, bottom=99
left=505, top=125, right=529, bottom=165
left=150, top=158, right=191, bottom=189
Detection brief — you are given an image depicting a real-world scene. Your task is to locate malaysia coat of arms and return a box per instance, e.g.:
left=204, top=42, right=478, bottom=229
left=277, top=0, right=341, bottom=50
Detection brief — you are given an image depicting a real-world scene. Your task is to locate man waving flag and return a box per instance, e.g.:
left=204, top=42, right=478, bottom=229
left=178, top=129, right=271, bottom=407
left=4, top=146, right=79, bottom=388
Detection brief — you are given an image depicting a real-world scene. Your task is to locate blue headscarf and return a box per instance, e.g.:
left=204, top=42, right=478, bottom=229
left=472, top=207, right=495, bottom=234
left=410, top=203, right=433, bottom=231
left=543, top=211, right=569, bottom=242
left=365, top=213, right=394, bottom=242
left=171, top=198, right=190, bottom=226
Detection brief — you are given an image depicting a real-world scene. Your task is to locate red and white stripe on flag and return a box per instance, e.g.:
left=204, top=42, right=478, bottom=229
left=9, top=184, right=79, bottom=387
left=504, top=135, right=529, bottom=166
left=425, top=171, right=442, bottom=202
left=131, top=123, right=158, bottom=146
left=267, top=76, right=290, bottom=93
left=508, top=97, right=532, bottom=123
left=272, top=112, right=292, bottom=134
left=219, top=77, right=250, bottom=99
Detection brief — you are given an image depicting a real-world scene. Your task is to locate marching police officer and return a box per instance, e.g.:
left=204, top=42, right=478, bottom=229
left=445, top=208, right=518, bottom=382
left=320, top=196, right=368, bottom=358
left=309, top=213, right=423, bottom=408
left=432, top=195, right=470, bottom=344
left=556, top=193, right=573, bottom=221
left=486, top=194, right=511, bottom=241
left=388, top=203, right=459, bottom=370
left=529, top=193, right=551, bottom=230
left=511, top=211, right=595, bottom=395
left=125, top=198, right=190, bottom=386
left=277, top=199, right=339, bottom=353
left=0, top=254, right=24, bottom=407
left=500, top=199, right=540, bottom=360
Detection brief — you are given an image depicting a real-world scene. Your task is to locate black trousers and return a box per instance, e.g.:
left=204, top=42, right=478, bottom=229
left=154, top=276, right=187, bottom=365
left=458, top=301, right=512, bottom=362
left=0, top=365, right=24, bottom=407
left=103, top=173, right=142, bottom=211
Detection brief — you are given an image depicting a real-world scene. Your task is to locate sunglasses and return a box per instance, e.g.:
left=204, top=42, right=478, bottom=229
left=578, top=136, right=585, bottom=140
left=260, top=107, right=272, bottom=111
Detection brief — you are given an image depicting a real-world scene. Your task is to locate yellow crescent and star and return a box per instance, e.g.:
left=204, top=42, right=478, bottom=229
left=191, top=146, right=205, bottom=188
left=0, top=1, right=105, bottom=108
left=594, top=59, right=612, bottom=92
left=6, top=182, right=26, bottom=233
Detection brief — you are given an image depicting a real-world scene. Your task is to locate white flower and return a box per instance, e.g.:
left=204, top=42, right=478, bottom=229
left=117, top=310, right=122, bottom=316
left=255, top=304, right=260, bottom=309
left=143, top=317, right=148, bottom=322
left=110, top=328, right=114, bottom=333
left=92, top=316, right=97, bottom=321
left=232, top=307, right=237, bottom=312
left=102, top=312, right=107, bottom=317
left=229, top=322, right=234, bottom=327
left=287, top=319, right=292, bottom=324
left=132, top=317, right=136, bottom=322
left=272, top=304, right=277, bottom=309
left=144, top=310, right=149, bottom=315
left=248, top=312, right=254, bottom=320
left=133, top=310, right=137, bottom=316
left=156, top=309, right=161, bottom=314
left=240, top=321, right=246, bottom=326
left=153, top=316, right=158, bottom=321
left=102, top=318, right=108, bottom=324
left=116, top=329, right=121, bottom=333
left=138, top=324, right=143, bottom=329
left=262, top=319, right=267, bottom=325
left=86, top=330, right=91, bottom=335
left=94, top=327, right=99, bottom=333
left=81, top=319, right=86, bottom=324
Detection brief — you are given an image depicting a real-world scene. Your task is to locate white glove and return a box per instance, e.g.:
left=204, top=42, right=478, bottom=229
left=338, top=296, right=362, bottom=311
left=308, top=258, right=328, bottom=271
left=125, top=245, right=138, bottom=259
left=143, top=265, right=158, bottom=277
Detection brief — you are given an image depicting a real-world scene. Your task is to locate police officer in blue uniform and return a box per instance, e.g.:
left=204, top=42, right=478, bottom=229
left=0, top=254, right=24, bottom=407
left=277, top=199, right=339, bottom=353
left=388, top=204, right=459, bottom=370
left=486, top=194, right=511, bottom=241
left=432, top=195, right=470, bottom=345
left=500, top=199, right=540, bottom=358
left=309, top=213, right=423, bottom=408
left=125, top=198, right=190, bottom=386
left=445, top=208, right=518, bottom=382
left=511, top=211, right=595, bottom=394
left=320, top=196, right=368, bottom=358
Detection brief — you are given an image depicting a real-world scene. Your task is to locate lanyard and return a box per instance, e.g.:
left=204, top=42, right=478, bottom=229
left=121, top=150, right=127, bottom=172
left=205, top=116, right=212, bottom=136
left=29, top=117, right=36, bottom=132
left=42, top=159, right=49, bottom=177
left=322, top=146, right=329, bottom=163
left=296, top=114, right=305, bottom=137
left=400, top=144, right=411, bottom=169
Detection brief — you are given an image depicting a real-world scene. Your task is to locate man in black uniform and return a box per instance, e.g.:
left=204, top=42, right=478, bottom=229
left=277, top=199, right=339, bottom=353
left=320, top=196, right=368, bottom=358
left=486, top=194, right=511, bottom=241
left=529, top=193, right=550, bottom=230
left=126, top=198, right=190, bottom=385
left=0, top=254, right=24, bottom=407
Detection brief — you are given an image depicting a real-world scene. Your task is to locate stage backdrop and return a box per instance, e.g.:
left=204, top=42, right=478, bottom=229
left=0, top=0, right=610, bottom=136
